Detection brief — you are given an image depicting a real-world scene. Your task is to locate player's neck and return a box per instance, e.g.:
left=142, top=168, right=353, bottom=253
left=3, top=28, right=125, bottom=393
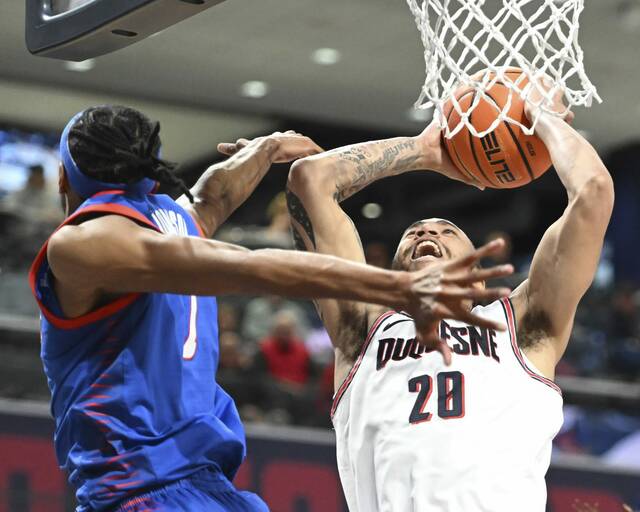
left=64, top=191, right=84, bottom=217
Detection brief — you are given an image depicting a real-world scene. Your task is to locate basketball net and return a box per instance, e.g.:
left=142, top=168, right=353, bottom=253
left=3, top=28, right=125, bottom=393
left=406, top=0, right=601, bottom=138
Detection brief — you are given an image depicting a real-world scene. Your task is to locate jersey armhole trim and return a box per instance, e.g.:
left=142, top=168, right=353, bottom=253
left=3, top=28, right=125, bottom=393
left=91, top=189, right=126, bottom=198
left=28, top=203, right=161, bottom=330
left=330, top=310, right=396, bottom=419
left=501, top=298, right=562, bottom=396
left=187, top=211, right=206, bottom=238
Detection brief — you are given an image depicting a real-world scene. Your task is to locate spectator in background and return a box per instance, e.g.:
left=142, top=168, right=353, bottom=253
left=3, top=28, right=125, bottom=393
left=217, top=331, right=257, bottom=413
left=257, top=310, right=313, bottom=387
left=241, top=295, right=310, bottom=344
left=609, top=284, right=638, bottom=340
left=217, top=302, right=240, bottom=335
left=216, top=192, right=293, bottom=249
left=253, top=311, right=317, bottom=425
left=0, top=164, right=63, bottom=267
left=315, top=358, right=336, bottom=428
left=1, top=165, right=62, bottom=226
left=218, top=331, right=251, bottom=375
left=365, top=241, right=391, bottom=269
left=0, top=165, right=62, bottom=315
left=263, top=192, right=292, bottom=247
left=608, top=284, right=640, bottom=379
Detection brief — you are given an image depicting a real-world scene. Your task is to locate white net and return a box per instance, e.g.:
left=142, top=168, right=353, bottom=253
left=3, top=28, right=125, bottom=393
left=406, top=0, right=601, bottom=138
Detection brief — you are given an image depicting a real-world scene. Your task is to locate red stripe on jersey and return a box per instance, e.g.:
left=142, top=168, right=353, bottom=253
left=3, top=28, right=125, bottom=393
left=331, top=310, right=396, bottom=419
left=91, top=190, right=126, bottom=198
left=119, top=495, right=153, bottom=509
left=112, top=480, right=144, bottom=489
left=101, top=471, right=139, bottom=482
left=501, top=298, right=562, bottom=395
left=29, top=203, right=161, bottom=330
left=187, top=211, right=206, bottom=238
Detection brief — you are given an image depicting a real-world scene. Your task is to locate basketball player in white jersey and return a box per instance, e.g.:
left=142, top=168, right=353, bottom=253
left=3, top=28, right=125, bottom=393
left=220, top=86, right=614, bottom=510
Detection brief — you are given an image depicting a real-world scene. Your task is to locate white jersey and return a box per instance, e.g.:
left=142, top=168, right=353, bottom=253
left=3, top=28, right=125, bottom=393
left=332, top=298, right=563, bottom=512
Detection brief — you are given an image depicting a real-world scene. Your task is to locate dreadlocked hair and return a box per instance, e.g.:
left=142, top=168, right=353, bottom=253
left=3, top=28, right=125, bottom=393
left=67, top=105, right=194, bottom=202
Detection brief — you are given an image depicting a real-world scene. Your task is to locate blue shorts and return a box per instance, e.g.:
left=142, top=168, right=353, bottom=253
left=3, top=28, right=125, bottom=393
left=114, top=468, right=269, bottom=512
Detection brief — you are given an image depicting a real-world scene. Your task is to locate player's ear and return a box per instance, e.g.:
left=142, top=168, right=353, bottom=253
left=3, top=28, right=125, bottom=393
left=58, top=163, right=68, bottom=194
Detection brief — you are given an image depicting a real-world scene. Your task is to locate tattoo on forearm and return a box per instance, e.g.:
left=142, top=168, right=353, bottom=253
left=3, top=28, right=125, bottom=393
left=286, top=188, right=316, bottom=250
left=333, top=139, right=420, bottom=202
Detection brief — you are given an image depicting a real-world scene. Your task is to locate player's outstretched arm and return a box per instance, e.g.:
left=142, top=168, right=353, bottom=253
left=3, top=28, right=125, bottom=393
left=48, top=215, right=511, bottom=366
left=47, top=215, right=498, bottom=321
left=177, top=131, right=322, bottom=238
left=511, top=96, right=614, bottom=378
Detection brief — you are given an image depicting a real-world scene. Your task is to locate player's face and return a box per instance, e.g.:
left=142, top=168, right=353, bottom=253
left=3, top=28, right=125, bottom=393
left=393, top=219, right=475, bottom=272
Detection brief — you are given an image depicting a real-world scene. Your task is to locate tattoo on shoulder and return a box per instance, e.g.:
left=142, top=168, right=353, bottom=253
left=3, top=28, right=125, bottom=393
left=333, top=140, right=420, bottom=202
left=286, top=188, right=315, bottom=251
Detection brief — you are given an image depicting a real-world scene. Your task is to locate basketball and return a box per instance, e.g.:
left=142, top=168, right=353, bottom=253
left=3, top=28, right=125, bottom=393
left=442, top=69, right=552, bottom=189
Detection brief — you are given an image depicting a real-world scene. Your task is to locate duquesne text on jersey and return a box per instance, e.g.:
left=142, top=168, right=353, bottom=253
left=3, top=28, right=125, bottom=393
left=376, top=320, right=500, bottom=370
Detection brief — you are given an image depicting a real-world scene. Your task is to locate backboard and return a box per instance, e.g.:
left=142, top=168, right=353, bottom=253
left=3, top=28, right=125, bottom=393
left=26, top=0, right=227, bottom=61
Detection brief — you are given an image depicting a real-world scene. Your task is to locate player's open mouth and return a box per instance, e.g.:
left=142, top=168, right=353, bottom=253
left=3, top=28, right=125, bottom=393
left=412, top=239, right=443, bottom=260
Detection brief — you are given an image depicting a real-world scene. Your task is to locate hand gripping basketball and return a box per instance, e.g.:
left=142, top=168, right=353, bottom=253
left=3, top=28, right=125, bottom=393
left=442, top=69, right=560, bottom=189
left=524, top=77, right=575, bottom=125
left=407, top=239, right=513, bottom=365
left=417, top=121, right=486, bottom=190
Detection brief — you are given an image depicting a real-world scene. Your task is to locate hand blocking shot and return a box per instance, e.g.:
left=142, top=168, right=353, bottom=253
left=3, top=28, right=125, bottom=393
left=221, top=79, right=614, bottom=511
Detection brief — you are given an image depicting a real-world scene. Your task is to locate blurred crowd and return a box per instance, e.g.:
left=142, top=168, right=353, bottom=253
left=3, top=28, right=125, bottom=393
left=0, top=166, right=639, bottom=460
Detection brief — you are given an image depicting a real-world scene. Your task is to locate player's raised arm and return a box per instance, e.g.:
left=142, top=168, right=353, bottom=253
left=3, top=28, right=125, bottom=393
left=242, top=134, right=507, bottom=369
left=286, top=137, right=430, bottom=362
left=510, top=93, right=614, bottom=378
left=177, top=131, right=323, bottom=238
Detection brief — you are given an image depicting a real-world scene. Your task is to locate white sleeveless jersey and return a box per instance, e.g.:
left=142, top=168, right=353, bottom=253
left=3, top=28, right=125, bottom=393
left=332, top=298, right=563, bottom=512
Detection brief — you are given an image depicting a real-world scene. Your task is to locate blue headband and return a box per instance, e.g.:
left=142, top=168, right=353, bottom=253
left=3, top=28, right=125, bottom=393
left=60, top=110, right=157, bottom=199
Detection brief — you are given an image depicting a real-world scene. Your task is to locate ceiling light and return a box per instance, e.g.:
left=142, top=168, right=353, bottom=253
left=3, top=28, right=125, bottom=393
left=362, top=203, right=383, bottom=219
left=240, top=81, right=269, bottom=99
left=407, top=107, right=433, bottom=123
left=63, top=59, right=96, bottom=72
left=618, top=0, right=640, bottom=31
left=311, top=48, right=341, bottom=66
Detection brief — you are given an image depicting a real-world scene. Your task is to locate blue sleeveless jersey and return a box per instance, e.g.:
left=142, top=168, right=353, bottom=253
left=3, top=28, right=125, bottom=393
left=29, top=191, right=246, bottom=512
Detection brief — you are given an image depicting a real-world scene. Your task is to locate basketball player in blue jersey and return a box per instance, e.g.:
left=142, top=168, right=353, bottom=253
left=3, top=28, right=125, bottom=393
left=30, top=106, right=513, bottom=512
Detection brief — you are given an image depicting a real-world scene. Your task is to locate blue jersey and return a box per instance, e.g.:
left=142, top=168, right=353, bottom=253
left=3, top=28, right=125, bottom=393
left=29, top=191, right=246, bottom=512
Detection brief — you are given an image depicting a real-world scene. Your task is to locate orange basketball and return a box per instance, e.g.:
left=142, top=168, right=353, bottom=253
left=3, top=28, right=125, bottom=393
left=442, top=69, right=551, bottom=189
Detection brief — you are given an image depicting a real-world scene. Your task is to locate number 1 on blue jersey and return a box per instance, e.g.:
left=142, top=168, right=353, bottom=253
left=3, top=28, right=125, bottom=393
left=183, top=296, right=198, bottom=360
